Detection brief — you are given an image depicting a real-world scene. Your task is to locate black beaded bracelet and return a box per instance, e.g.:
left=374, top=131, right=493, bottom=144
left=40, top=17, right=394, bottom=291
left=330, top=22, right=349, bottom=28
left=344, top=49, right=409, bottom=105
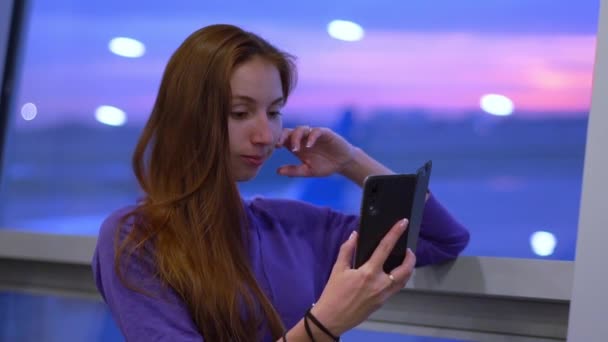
left=305, top=308, right=340, bottom=341
left=304, top=314, right=317, bottom=342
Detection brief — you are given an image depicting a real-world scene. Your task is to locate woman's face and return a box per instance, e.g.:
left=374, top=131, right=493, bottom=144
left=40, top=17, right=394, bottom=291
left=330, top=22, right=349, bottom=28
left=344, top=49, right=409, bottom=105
left=228, top=56, right=285, bottom=182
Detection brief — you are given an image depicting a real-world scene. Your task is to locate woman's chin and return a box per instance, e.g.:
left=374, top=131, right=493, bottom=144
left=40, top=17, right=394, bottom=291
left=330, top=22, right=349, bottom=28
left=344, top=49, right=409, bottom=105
left=234, top=169, right=260, bottom=183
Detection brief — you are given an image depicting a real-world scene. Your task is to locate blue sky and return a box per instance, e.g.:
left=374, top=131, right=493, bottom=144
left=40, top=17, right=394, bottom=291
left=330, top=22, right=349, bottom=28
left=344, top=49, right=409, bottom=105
left=30, top=0, right=599, bottom=34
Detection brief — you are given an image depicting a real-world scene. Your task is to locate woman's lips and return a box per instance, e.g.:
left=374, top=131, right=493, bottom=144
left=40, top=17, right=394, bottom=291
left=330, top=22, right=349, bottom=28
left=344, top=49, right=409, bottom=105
left=241, top=155, right=264, bottom=167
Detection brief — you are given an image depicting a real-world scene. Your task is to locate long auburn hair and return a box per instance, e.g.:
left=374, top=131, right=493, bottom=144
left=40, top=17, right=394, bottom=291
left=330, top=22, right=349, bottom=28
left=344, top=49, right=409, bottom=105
left=114, top=24, right=296, bottom=341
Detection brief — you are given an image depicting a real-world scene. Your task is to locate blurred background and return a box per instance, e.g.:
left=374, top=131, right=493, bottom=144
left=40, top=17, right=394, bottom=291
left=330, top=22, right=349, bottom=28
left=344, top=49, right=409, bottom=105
left=0, top=0, right=601, bottom=341
left=2, top=0, right=599, bottom=260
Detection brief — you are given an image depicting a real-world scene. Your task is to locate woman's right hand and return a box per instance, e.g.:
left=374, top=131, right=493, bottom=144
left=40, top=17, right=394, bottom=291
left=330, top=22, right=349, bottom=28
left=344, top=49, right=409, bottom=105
left=311, top=218, right=416, bottom=336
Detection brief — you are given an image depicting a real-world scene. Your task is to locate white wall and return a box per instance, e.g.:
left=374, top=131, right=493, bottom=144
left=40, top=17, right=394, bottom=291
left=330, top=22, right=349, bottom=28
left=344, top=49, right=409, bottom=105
left=567, top=0, right=608, bottom=340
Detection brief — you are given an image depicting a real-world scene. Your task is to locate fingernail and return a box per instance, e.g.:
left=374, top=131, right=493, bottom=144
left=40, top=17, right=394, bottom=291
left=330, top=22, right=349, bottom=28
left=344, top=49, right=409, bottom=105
left=292, top=146, right=299, bottom=152
left=401, top=218, right=408, bottom=228
left=305, top=141, right=312, bottom=148
left=349, top=231, right=357, bottom=239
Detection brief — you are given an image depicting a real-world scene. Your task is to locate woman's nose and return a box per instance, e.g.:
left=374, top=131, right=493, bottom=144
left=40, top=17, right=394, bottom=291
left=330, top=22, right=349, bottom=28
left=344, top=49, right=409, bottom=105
left=251, top=114, right=274, bottom=145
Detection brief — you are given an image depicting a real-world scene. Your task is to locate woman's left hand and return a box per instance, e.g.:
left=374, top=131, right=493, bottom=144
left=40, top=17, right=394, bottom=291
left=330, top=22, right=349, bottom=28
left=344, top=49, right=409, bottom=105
left=276, top=126, right=355, bottom=177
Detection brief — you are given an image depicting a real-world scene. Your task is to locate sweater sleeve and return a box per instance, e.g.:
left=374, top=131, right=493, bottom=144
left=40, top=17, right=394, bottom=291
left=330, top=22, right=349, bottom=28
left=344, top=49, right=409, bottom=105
left=92, top=208, right=203, bottom=342
left=414, top=193, right=470, bottom=267
left=322, top=193, right=469, bottom=268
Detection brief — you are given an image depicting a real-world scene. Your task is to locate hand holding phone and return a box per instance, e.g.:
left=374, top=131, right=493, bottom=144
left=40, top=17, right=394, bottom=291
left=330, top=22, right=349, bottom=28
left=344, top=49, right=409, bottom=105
left=354, top=161, right=432, bottom=273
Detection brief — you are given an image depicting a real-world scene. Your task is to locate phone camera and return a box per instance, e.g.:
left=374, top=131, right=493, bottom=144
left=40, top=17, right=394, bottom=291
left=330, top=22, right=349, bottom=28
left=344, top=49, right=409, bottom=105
left=368, top=204, right=378, bottom=216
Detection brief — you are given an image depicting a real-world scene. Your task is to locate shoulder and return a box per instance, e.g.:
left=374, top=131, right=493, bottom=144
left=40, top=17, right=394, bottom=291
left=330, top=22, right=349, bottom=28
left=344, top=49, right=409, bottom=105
left=96, top=205, right=138, bottom=252
left=93, top=204, right=148, bottom=280
left=92, top=206, right=199, bottom=339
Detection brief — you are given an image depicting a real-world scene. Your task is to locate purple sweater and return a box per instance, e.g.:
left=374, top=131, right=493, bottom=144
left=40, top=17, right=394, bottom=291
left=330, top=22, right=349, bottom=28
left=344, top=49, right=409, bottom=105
left=92, top=194, right=469, bottom=341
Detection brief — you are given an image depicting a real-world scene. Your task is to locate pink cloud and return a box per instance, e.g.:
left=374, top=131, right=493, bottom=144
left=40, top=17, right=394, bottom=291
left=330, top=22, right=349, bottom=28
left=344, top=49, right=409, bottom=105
left=288, top=31, right=595, bottom=116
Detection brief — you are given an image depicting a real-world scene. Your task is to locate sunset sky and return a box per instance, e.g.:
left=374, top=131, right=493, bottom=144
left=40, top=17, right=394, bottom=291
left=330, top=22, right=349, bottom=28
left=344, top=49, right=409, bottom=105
left=10, top=0, right=600, bottom=128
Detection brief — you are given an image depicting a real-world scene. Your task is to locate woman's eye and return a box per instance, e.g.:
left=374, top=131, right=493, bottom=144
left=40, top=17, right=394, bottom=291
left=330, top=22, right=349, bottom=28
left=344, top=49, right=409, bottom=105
left=268, top=111, right=282, bottom=118
left=231, top=111, right=248, bottom=119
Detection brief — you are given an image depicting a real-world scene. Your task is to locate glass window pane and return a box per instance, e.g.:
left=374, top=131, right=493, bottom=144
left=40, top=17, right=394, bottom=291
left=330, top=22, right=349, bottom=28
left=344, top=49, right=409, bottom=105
left=0, top=0, right=599, bottom=260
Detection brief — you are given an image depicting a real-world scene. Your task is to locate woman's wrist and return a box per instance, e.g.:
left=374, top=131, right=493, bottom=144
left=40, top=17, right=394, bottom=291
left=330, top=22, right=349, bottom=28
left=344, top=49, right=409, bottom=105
left=306, top=307, right=340, bottom=340
left=309, top=303, right=344, bottom=337
left=281, top=313, right=339, bottom=342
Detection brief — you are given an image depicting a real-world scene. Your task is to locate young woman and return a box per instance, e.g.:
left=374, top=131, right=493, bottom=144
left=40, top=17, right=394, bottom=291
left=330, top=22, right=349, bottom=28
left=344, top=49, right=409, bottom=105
left=92, top=24, right=470, bottom=342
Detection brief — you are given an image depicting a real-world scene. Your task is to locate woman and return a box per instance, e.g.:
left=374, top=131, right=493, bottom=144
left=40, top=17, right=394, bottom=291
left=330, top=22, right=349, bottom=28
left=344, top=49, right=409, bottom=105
left=92, top=24, right=469, bottom=341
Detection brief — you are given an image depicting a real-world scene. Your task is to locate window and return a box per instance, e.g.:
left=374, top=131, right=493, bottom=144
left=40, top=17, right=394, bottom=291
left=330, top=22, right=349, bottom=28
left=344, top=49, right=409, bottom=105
left=1, top=0, right=599, bottom=260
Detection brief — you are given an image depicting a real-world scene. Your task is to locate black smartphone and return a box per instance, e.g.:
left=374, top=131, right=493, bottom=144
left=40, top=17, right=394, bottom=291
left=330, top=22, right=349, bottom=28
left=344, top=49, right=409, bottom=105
left=353, top=160, right=432, bottom=273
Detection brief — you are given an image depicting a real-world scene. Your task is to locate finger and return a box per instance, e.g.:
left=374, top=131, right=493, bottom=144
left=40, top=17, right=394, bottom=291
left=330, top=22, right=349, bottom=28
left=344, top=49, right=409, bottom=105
left=334, top=231, right=358, bottom=271
left=276, top=128, right=293, bottom=148
left=367, top=218, right=408, bottom=270
left=304, top=128, right=323, bottom=148
left=290, top=126, right=310, bottom=152
left=388, top=248, right=416, bottom=289
left=277, top=164, right=313, bottom=177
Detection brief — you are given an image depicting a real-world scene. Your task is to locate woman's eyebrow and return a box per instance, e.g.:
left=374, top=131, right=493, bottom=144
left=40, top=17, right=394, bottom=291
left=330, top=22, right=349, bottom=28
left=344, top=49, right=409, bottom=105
left=232, top=95, right=284, bottom=105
